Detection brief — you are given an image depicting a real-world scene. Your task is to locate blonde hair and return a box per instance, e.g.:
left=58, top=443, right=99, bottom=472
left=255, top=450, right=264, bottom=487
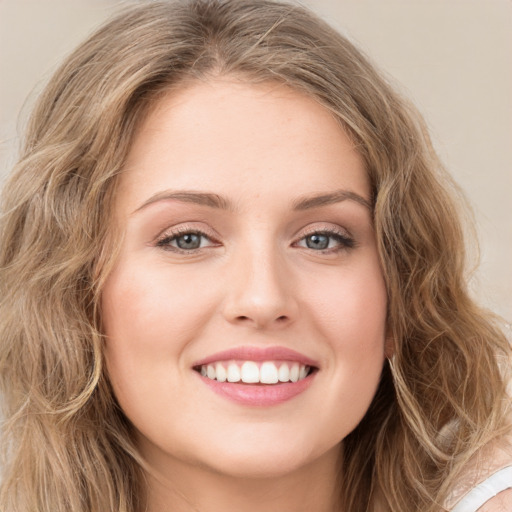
left=0, top=1, right=510, bottom=511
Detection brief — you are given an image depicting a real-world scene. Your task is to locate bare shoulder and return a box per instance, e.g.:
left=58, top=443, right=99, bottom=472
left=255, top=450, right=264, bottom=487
left=443, top=429, right=512, bottom=511
left=477, top=488, right=512, bottom=512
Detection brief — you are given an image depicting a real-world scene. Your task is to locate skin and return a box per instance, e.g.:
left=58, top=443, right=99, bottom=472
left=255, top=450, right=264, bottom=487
left=480, top=490, right=512, bottom=512
left=102, top=78, right=390, bottom=512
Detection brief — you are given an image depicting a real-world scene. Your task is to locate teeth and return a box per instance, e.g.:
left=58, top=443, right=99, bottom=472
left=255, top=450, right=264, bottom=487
left=227, top=362, right=241, bottom=382
left=260, top=362, right=279, bottom=384
left=215, top=362, right=227, bottom=382
left=278, top=363, right=290, bottom=382
left=290, top=363, right=300, bottom=383
left=199, top=361, right=311, bottom=384
left=241, top=361, right=259, bottom=383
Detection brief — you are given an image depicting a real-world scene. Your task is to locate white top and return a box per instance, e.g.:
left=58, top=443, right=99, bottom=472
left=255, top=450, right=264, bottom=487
left=450, top=466, right=512, bottom=512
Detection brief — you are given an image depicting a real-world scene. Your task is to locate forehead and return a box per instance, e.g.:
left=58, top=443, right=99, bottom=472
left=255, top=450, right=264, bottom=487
left=119, top=78, right=370, bottom=211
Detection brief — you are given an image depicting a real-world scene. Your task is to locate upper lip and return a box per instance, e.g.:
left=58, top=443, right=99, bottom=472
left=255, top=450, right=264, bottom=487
left=192, top=346, right=320, bottom=368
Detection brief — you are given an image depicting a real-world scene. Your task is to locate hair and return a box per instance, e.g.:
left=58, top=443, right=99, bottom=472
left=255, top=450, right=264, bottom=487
left=0, top=1, right=510, bottom=511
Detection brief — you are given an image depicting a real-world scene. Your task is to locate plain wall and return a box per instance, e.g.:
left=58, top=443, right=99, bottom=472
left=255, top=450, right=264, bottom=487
left=1, top=0, right=511, bottom=321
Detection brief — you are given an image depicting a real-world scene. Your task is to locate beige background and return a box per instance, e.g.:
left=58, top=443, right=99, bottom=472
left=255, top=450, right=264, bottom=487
left=1, top=0, right=511, bottom=321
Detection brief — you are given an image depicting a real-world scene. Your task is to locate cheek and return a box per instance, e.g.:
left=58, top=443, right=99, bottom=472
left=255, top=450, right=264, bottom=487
left=302, top=260, right=387, bottom=422
left=100, top=259, right=214, bottom=400
left=307, top=259, right=388, bottom=347
left=101, top=258, right=213, bottom=350
left=100, top=261, right=207, bottom=428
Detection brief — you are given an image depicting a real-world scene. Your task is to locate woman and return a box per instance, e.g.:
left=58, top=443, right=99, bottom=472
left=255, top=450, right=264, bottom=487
left=0, top=1, right=510, bottom=511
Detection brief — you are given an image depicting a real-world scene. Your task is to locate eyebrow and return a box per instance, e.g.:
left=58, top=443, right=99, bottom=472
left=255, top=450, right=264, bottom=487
left=132, top=188, right=371, bottom=214
left=132, top=190, right=234, bottom=214
left=292, top=190, right=372, bottom=211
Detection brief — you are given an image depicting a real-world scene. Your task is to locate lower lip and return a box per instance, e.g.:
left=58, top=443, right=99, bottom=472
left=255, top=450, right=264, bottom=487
left=196, top=373, right=316, bottom=406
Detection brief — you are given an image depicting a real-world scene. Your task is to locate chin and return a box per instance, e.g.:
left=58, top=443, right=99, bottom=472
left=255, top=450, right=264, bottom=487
left=191, top=433, right=339, bottom=480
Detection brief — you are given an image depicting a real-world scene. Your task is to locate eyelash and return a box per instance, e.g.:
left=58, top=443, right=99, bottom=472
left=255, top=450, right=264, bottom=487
left=155, top=227, right=219, bottom=253
left=155, top=226, right=355, bottom=254
left=294, top=228, right=355, bottom=253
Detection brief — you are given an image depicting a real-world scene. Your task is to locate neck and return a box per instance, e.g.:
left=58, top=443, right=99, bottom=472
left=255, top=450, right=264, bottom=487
left=142, top=447, right=342, bottom=512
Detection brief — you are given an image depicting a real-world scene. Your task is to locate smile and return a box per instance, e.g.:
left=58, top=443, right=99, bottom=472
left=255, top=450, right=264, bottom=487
left=196, top=360, right=312, bottom=384
left=192, top=347, right=319, bottom=406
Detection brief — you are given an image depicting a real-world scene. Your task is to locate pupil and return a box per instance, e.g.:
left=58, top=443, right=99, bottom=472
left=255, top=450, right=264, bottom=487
left=307, top=234, right=329, bottom=250
left=177, top=233, right=200, bottom=249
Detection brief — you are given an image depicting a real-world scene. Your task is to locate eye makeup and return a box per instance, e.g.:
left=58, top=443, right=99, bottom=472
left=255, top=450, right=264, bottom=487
left=153, top=222, right=357, bottom=257
left=155, top=225, right=220, bottom=254
left=293, top=225, right=356, bottom=254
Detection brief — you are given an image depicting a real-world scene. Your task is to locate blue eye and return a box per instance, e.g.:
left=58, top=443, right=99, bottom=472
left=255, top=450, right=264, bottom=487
left=156, top=231, right=213, bottom=251
left=305, top=234, right=330, bottom=250
left=173, top=233, right=202, bottom=250
left=298, top=231, right=354, bottom=252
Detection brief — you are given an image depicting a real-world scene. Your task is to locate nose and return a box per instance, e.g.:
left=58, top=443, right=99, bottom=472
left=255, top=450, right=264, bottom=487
left=221, top=246, right=299, bottom=330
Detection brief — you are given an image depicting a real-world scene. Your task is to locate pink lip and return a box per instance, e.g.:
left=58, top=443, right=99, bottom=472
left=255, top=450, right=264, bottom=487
left=192, top=346, right=319, bottom=407
left=197, top=374, right=316, bottom=407
left=192, top=346, right=319, bottom=368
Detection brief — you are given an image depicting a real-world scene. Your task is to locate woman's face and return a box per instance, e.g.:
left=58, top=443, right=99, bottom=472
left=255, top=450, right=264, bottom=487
left=102, top=79, right=389, bottom=480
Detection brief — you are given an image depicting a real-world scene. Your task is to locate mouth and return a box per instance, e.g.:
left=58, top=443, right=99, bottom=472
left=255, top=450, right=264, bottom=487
left=193, top=360, right=315, bottom=384
left=192, top=347, right=319, bottom=406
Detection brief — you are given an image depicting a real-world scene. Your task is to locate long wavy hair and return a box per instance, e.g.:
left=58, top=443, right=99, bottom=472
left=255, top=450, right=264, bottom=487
left=0, top=1, right=510, bottom=511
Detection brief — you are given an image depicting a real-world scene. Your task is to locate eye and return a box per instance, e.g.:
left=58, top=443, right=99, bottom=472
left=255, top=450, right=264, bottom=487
left=305, top=233, right=331, bottom=250
left=172, top=233, right=203, bottom=250
left=156, top=230, right=216, bottom=252
left=296, top=230, right=355, bottom=252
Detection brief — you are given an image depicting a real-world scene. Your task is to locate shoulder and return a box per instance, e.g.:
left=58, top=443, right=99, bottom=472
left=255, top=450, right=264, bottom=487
left=449, top=466, right=512, bottom=512
left=446, top=430, right=512, bottom=512
left=477, top=488, right=512, bottom=512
